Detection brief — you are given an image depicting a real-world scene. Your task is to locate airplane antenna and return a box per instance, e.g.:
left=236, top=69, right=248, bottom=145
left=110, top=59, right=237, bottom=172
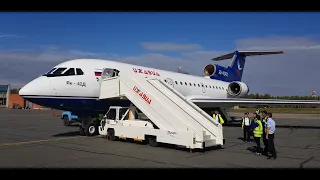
left=175, top=66, right=189, bottom=74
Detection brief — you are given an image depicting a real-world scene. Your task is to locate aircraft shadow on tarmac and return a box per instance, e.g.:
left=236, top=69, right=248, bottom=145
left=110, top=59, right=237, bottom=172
left=51, top=131, right=223, bottom=153
left=53, top=131, right=80, bottom=137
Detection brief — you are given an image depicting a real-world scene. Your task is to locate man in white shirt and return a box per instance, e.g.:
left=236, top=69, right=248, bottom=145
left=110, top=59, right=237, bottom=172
left=241, top=112, right=251, bottom=142
left=266, top=113, right=277, bottom=160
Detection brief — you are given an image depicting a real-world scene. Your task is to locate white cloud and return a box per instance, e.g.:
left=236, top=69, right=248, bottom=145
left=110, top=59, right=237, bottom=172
left=1, top=36, right=320, bottom=96
left=140, top=42, right=202, bottom=51
left=0, top=34, right=24, bottom=39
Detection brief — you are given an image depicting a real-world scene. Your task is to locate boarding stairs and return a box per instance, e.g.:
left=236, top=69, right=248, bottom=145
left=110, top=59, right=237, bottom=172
left=99, top=75, right=224, bottom=149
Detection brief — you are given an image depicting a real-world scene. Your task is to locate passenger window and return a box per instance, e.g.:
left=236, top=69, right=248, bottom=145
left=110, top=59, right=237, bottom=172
left=222, top=87, right=224, bottom=90
left=185, top=82, right=187, bottom=86
left=209, top=85, right=211, bottom=88
left=189, top=83, right=192, bottom=86
left=205, top=85, right=207, bottom=88
left=175, top=81, right=178, bottom=84
left=198, top=84, right=200, bottom=87
left=164, top=79, right=167, bottom=82
left=219, top=87, right=221, bottom=89
left=52, top=68, right=67, bottom=74
left=76, top=68, right=84, bottom=75
left=180, top=82, right=183, bottom=85
left=194, top=83, right=196, bottom=86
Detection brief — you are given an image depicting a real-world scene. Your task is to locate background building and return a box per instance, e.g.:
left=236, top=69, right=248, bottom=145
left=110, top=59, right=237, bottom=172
left=0, top=84, right=46, bottom=109
left=0, top=85, right=10, bottom=108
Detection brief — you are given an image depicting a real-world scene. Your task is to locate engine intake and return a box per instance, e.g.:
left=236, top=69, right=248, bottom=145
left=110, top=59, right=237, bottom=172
left=227, top=81, right=249, bottom=97
left=204, top=64, right=216, bottom=76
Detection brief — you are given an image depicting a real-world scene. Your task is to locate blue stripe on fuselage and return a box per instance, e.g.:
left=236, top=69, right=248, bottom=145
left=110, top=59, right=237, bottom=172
left=23, top=96, right=131, bottom=115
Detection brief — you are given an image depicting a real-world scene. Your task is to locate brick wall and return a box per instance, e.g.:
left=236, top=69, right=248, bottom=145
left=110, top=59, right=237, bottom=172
left=8, top=93, right=45, bottom=109
left=8, top=94, right=24, bottom=108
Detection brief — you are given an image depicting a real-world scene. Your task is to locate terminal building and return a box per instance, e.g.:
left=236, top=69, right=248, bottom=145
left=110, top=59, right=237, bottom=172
left=0, top=84, right=45, bottom=109
left=0, top=85, right=10, bottom=108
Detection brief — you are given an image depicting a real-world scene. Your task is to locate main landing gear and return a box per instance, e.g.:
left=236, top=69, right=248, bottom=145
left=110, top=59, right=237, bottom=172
left=79, top=117, right=100, bottom=136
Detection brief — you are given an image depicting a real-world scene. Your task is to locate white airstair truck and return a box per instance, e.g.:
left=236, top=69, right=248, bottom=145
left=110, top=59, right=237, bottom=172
left=98, top=73, right=224, bottom=151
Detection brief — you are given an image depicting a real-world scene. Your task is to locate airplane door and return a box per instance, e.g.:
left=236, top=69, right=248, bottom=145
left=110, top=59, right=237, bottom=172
left=200, top=82, right=206, bottom=93
left=101, top=68, right=113, bottom=81
left=165, top=78, right=174, bottom=89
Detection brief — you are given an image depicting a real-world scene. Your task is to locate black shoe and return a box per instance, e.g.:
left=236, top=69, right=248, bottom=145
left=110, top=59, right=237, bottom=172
left=267, top=156, right=276, bottom=160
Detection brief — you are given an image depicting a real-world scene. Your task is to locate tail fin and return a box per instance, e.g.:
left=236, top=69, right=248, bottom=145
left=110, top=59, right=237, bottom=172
left=207, top=50, right=284, bottom=82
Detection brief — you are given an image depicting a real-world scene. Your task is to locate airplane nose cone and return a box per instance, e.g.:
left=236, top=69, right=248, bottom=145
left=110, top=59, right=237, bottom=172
left=19, top=76, right=51, bottom=97
left=18, top=86, right=28, bottom=96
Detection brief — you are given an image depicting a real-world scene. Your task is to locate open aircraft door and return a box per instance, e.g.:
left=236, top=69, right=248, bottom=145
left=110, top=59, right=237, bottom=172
left=101, top=68, right=114, bottom=81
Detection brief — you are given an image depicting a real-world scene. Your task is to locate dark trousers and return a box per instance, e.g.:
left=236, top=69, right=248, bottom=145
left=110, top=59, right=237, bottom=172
left=262, top=132, right=268, bottom=153
left=243, top=126, right=251, bottom=141
left=268, top=134, right=277, bottom=158
left=254, top=137, right=262, bottom=153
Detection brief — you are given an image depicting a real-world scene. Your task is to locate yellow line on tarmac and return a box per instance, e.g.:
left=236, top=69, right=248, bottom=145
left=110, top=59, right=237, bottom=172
left=0, top=136, right=82, bottom=147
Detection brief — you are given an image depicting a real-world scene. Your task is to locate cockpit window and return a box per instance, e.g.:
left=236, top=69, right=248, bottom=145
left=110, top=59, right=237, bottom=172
left=64, top=68, right=75, bottom=76
left=52, top=68, right=67, bottom=75
left=46, top=68, right=56, bottom=74
left=76, top=68, right=84, bottom=75
left=43, top=67, right=84, bottom=77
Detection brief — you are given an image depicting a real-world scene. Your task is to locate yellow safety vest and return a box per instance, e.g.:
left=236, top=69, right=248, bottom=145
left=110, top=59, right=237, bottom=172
left=213, top=114, right=224, bottom=125
left=262, top=116, right=268, bottom=123
left=253, top=120, right=263, bottom=137
left=241, top=117, right=251, bottom=129
left=98, top=114, right=103, bottom=120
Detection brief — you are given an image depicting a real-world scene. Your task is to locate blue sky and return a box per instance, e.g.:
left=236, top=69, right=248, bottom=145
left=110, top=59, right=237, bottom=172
left=1, top=12, right=320, bottom=96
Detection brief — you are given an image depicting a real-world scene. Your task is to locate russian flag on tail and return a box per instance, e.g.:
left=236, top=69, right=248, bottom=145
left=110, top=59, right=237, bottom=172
left=94, top=71, right=102, bottom=76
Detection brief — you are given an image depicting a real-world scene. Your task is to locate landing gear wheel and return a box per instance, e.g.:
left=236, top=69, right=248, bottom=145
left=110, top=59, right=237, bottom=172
left=148, top=137, right=158, bottom=147
left=107, top=129, right=116, bottom=141
left=79, top=127, right=85, bottom=136
left=84, top=122, right=98, bottom=136
left=63, top=116, right=71, bottom=126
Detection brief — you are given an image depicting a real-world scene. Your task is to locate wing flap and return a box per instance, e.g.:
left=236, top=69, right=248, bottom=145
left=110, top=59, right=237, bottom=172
left=190, top=98, right=320, bottom=108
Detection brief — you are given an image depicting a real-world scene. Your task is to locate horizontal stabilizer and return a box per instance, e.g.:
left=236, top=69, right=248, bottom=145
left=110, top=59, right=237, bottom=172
left=212, top=50, right=284, bottom=61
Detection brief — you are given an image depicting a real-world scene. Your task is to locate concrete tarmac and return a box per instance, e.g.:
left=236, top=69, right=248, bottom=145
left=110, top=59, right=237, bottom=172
left=0, top=108, right=320, bottom=168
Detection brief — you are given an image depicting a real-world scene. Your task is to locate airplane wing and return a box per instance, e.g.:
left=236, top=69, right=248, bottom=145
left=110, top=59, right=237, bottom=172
left=189, top=97, right=320, bottom=108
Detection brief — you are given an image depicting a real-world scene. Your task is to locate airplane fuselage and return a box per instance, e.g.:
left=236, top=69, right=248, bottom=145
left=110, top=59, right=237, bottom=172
left=19, top=59, right=231, bottom=115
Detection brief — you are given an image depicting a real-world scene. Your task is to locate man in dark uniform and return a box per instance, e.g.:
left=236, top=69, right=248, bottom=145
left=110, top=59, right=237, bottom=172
left=261, top=111, right=269, bottom=155
left=241, top=112, right=251, bottom=142
left=112, top=69, right=120, bottom=77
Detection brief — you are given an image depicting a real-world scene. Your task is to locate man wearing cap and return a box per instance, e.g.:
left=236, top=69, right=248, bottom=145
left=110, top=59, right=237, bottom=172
left=261, top=110, right=269, bottom=155
left=241, top=112, right=251, bottom=142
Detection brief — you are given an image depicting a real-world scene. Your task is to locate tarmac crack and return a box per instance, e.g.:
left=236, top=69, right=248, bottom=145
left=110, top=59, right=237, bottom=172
left=40, top=143, right=194, bottom=168
left=299, top=156, right=314, bottom=168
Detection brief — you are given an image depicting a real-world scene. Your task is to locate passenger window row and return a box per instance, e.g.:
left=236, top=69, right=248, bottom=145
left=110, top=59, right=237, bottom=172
left=164, top=79, right=226, bottom=91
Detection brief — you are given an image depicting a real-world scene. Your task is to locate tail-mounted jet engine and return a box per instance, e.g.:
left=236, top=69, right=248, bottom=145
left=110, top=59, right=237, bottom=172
left=227, top=81, right=249, bottom=97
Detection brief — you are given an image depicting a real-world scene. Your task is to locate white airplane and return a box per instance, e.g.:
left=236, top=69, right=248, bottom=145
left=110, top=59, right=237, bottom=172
left=19, top=50, right=320, bottom=127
